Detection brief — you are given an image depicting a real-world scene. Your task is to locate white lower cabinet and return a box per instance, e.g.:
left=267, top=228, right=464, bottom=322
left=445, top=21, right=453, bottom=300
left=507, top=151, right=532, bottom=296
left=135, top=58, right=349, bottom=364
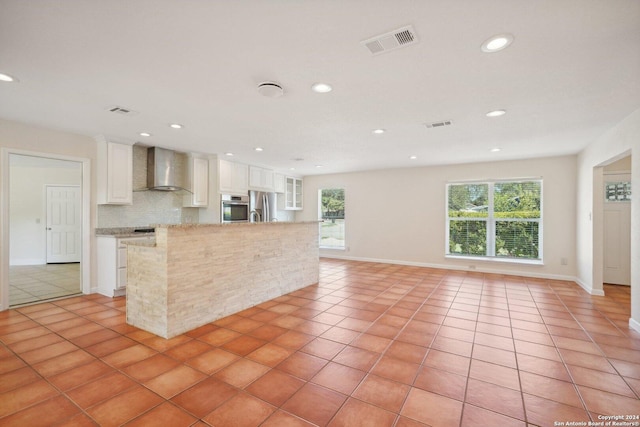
left=97, top=235, right=154, bottom=297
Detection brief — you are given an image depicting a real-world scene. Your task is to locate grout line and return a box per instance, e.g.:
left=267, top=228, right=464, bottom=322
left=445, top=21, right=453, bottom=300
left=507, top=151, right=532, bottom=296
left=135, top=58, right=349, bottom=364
left=539, top=283, right=640, bottom=404
left=526, top=278, right=597, bottom=421
left=318, top=267, right=443, bottom=426
left=0, top=260, right=637, bottom=426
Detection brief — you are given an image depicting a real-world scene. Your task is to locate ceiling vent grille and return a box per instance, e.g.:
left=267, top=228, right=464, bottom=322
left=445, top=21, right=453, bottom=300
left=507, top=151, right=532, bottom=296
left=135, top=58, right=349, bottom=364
left=107, top=106, right=139, bottom=116
left=424, top=120, right=452, bottom=129
left=361, top=25, right=419, bottom=56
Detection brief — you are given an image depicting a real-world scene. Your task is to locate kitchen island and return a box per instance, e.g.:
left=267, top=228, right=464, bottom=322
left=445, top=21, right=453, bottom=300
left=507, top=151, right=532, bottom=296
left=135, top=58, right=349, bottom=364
left=125, top=222, right=319, bottom=338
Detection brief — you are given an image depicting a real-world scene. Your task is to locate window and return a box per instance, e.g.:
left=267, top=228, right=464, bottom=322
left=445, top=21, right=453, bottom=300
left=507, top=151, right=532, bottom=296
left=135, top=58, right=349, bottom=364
left=319, top=188, right=345, bottom=249
left=447, top=180, right=542, bottom=260
left=605, top=181, right=631, bottom=202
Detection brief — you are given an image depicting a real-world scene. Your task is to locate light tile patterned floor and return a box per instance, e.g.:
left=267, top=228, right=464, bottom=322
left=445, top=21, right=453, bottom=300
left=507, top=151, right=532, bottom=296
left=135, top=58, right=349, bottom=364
left=1, top=258, right=639, bottom=426
left=9, top=263, right=81, bottom=306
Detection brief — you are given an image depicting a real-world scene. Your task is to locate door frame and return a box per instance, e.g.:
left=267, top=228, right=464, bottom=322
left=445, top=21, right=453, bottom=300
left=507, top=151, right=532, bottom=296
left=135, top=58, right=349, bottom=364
left=592, top=151, right=632, bottom=297
left=0, top=148, right=91, bottom=310
left=603, top=171, right=631, bottom=286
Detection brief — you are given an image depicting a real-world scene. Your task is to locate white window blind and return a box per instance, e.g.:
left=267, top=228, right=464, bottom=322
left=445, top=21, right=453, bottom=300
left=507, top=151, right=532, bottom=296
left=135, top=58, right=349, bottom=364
left=447, top=180, right=542, bottom=260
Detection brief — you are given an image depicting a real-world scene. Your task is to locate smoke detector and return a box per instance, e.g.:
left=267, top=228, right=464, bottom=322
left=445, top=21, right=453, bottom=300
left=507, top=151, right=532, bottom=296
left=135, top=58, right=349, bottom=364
left=361, top=25, right=419, bottom=56
left=257, top=82, right=284, bottom=98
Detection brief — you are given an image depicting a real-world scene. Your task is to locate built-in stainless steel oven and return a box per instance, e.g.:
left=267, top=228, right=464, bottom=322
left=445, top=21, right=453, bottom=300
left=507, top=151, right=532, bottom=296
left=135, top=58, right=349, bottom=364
left=221, top=194, right=249, bottom=223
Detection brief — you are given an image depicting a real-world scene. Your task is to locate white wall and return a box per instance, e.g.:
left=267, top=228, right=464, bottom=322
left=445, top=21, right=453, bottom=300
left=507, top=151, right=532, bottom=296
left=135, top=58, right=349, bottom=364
left=301, top=155, right=577, bottom=280
left=576, top=107, right=639, bottom=329
left=605, top=155, right=632, bottom=172
left=10, top=162, right=81, bottom=264
left=0, top=118, right=97, bottom=308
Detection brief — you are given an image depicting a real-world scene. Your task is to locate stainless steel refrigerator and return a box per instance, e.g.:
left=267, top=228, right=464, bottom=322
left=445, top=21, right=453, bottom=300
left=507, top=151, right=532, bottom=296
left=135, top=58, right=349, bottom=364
left=249, top=191, right=278, bottom=222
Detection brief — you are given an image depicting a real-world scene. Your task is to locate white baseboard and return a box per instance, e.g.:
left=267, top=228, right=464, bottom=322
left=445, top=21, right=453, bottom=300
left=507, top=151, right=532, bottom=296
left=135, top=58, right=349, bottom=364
left=320, top=254, right=584, bottom=288
left=9, top=258, right=46, bottom=266
left=630, top=318, right=640, bottom=333
left=572, top=277, right=605, bottom=296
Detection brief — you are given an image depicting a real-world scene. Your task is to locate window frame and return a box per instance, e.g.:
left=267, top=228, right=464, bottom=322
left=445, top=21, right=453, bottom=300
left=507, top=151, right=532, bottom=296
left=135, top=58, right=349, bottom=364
left=318, top=187, right=346, bottom=250
left=445, top=178, right=543, bottom=264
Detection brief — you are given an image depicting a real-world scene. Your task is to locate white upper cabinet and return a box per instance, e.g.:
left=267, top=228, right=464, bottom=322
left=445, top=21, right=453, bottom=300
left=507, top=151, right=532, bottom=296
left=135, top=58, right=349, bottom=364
left=282, top=176, right=303, bottom=210
left=184, top=155, right=209, bottom=207
left=294, top=177, right=303, bottom=209
left=219, top=159, right=248, bottom=196
left=96, top=138, right=133, bottom=205
left=249, top=165, right=275, bottom=191
left=274, top=173, right=285, bottom=194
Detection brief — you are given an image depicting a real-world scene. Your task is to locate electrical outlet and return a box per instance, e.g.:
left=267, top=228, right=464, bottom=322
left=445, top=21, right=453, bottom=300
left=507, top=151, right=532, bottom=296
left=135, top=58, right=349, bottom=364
left=561, top=258, right=568, bottom=266
left=469, top=265, right=476, bottom=270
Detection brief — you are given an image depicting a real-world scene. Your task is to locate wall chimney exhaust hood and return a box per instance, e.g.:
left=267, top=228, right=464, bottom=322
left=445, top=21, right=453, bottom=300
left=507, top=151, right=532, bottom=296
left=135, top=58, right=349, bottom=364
left=147, top=147, right=187, bottom=191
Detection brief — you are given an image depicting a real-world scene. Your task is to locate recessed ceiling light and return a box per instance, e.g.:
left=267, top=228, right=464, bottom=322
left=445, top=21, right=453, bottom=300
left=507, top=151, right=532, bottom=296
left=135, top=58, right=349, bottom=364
left=254, top=147, right=264, bottom=152
left=169, top=123, right=183, bottom=129
left=311, top=83, right=332, bottom=93
left=225, top=152, right=234, bottom=156
left=481, top=33, right=514, bottom=53
left=409, top=155, right=417, bottom=160
left=486, top=109, right=506, bottom=117
left=0, top=73, right=18, bottom=82
left=490, top=147, right=502, bottom=152
left=315, top=165, right=323, bottom=168
left=290, top=167, right=296, bottom=171
left=372, top=129, right=386, bottom=134
left=139, top=132, right=152, bottom=137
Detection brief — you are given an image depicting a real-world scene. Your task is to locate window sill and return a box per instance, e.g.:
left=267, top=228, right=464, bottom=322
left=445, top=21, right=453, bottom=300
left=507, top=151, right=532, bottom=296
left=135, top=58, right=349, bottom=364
left=445, top=254, right=543, bottom=266
left=320, top=246, right=346, bottom=251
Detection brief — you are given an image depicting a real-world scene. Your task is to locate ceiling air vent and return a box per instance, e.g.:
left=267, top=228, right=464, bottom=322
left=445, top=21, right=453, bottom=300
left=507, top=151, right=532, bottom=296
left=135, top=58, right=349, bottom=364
left=361, top=25, right=419, bottom=56
left=106, top=106, right=139, bottom=116
left=424, top=120, right=453, bottom=129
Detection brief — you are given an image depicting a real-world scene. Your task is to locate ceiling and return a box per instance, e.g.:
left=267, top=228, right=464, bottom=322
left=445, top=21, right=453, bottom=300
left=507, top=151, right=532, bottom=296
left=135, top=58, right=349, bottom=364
left=1, top=1, right=639, bottom=176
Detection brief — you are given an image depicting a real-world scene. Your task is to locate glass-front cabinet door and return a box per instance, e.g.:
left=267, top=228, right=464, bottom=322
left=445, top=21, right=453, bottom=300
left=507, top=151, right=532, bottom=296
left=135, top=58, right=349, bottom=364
left=284, top=177, right=303, bottom=210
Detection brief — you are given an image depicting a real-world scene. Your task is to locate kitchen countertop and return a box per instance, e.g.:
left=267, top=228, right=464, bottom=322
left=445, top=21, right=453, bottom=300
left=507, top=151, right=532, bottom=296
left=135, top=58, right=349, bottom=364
left=151, top=221, right=319, bottom=229
left=96, top=222, right=319, bottom=237
left=95, top=227, right=156, bottom=237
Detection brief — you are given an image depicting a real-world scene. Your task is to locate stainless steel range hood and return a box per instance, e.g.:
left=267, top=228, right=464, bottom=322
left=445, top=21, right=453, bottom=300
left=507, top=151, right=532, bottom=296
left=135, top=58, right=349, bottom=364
left=147, top=147, right=186, bottom=191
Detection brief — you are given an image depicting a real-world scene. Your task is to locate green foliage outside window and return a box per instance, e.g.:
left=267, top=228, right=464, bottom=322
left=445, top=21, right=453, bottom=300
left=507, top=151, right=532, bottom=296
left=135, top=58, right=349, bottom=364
left=449, top=220, right=487, bottom=255
left=495, top=221, right=539, bottom=258
left=494, top=182, right=541, bottom=218
left=447, top=181, right=541, bottom=259
left=448, top=184, right=488, bottom=216
left=320, top=189, right=345, bottom=249
left=321, top=188, right=345, bottom=219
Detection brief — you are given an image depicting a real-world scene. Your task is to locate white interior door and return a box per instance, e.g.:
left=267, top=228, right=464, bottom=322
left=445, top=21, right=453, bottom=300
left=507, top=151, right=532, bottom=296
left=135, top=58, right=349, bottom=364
left=603, top=173, right=631, bottom=285
left=46, top=185, right=81, bottom=263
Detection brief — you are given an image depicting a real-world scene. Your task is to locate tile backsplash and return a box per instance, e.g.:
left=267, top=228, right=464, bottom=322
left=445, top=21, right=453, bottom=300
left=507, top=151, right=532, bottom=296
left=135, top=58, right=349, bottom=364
left=97, top=145, right=199, bottom=228
left=97, top=191, right=199, bottom=227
